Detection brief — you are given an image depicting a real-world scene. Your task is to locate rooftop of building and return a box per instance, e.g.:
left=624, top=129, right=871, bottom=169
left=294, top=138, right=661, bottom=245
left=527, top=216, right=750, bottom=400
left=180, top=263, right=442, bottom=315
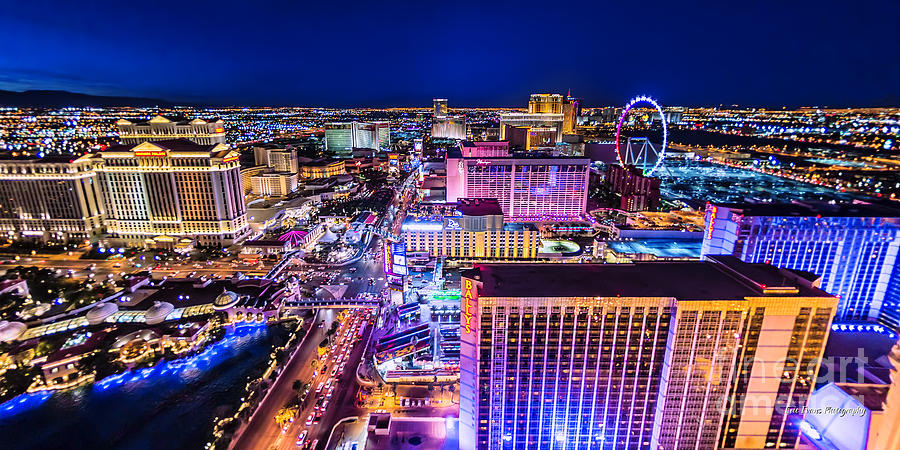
left=503, top=223, right=539, bottom=231
left=460, top=140, right=509, bottom=148
left=247, top=196, right=309, bottom=211
left=298, top=157, right=343, bottom=166
left=128, top=277, right=281, bottom=310
left=44, top=330, right=109, bottom=365
left=0, top=154, right=82, bottom=163
left=420, top=177, right=446, bottom=189
left=101, top=138, right=227, bottom=155
left=712, top=200, right=900, bottom=218
left=823, top=327, right=897, bottom=384
left=117, top=115, right=223, bottom=125
left=456, top=198, right=503, bottom=216
left=252, top=172, right=296, bottom=178
left=446, top=148, right=588, bottom=161
left=463, top=255, right=831, bottom=300
left=606, top=238, right=703, bottom=259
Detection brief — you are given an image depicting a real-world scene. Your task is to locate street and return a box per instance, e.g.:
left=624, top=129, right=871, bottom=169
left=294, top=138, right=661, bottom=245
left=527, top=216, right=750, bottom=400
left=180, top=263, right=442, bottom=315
left=232, top=308, right=375, bottom=450
left=231, top=309, right=331, bottom=450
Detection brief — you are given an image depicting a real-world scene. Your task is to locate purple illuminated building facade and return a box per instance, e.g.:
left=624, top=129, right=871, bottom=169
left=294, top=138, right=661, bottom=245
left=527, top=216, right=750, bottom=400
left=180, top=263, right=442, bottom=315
left=459, top=141, right=510, bottom=158
left=445, top=149, right=589, bottom=221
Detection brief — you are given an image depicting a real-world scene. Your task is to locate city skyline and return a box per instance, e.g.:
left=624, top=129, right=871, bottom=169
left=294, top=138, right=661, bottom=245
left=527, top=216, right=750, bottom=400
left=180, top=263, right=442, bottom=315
left=0, top=0, right=898, bottom=445
left=1, top=1, right=898, bottom=107
left=0, top=97, right=897, bottom=450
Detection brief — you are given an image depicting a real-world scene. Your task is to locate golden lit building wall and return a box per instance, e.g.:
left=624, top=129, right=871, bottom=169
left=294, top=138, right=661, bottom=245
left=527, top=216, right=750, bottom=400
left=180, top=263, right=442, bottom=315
left=0, top=156, right=104, bottom=242
left=91, top=140, right=250, bottom=247
left=528, top=93, right=564, bottom=114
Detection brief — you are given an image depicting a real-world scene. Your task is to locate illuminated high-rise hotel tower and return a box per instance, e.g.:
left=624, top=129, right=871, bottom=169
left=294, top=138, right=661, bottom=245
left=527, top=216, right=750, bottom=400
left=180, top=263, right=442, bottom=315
left=445, top=149, right=589, bottom=221
left=325, top=122, right=391, bottom=155
left=88, top=139, right=249, bottom=247
left=0, top=155, right=104, bottom=243
left=701, top=201, right=900, bottom=329
left=460, top=257, right=836, bottom=449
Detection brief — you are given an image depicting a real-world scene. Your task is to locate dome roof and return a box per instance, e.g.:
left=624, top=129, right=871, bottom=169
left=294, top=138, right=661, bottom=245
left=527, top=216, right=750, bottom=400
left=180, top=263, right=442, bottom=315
left=315, top=288, right=336, bottom=300
left=0, top=320, right=27, bottom=342
left=145, top=301, right=174, bottom=325
left=319, top=229, right=338, bottom=243
left=213, top=290, right=240, bottom=310
left=86, top=302, right=119, bottom=325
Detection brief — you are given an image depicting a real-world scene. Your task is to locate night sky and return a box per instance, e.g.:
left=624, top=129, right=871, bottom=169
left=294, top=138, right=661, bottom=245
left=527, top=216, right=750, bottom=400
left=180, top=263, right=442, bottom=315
left=1, top=0, right=897, bottom=108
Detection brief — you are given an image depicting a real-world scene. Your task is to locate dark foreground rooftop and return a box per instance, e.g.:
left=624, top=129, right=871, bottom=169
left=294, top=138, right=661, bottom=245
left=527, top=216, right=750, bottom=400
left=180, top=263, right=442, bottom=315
left=463, top=255, right=830, bottom=300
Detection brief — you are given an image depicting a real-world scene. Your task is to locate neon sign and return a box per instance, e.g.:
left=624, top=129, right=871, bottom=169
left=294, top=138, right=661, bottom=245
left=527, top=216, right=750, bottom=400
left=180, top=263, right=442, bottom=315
left=706, top=205, right=717, bottom=239
left=446, top=219, right=461, bottom=230
left=463, top=279, right=477, bottom=334
left=383, top=242, right=393, bottom=274
left=134, top=150, right=168, bottom=157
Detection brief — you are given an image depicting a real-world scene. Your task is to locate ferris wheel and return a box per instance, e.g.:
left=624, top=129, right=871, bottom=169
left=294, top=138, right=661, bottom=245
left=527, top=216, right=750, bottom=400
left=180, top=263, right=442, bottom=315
left=615, top=96, right=668, bottom=176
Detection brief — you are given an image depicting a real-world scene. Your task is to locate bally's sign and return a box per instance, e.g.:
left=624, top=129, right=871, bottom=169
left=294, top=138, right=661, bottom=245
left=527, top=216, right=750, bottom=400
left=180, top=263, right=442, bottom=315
left=463, top=278, right=477, bottom=335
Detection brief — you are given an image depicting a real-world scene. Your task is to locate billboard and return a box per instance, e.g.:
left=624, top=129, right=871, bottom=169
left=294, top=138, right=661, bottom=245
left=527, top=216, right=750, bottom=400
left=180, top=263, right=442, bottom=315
left=374, top=340, right=430, bottom=365
left=391, top=243, right=407, bottom=276
left=383, top=242, right=407, bottom=276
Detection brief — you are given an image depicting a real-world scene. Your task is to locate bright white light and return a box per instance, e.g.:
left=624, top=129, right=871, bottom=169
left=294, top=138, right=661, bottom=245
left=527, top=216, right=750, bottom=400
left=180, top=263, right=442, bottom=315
left=799, top=421, right=821, bottom=440
left=401, top=222, right=443, bottom=232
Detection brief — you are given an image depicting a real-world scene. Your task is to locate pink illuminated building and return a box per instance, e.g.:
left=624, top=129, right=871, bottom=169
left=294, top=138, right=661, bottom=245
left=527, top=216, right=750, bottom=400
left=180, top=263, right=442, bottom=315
left=459, top=141, right=510, bottom=158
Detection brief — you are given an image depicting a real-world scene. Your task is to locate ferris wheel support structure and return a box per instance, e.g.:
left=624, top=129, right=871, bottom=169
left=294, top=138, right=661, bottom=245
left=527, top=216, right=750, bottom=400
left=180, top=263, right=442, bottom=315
left=615, top=96, right=668, bottom=176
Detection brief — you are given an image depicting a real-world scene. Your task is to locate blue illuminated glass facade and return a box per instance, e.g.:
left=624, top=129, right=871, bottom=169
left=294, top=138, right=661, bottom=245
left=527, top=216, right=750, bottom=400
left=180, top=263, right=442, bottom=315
left=460, top=262, right=837, bottom=450
left=702, top=204, right=900, bottom=328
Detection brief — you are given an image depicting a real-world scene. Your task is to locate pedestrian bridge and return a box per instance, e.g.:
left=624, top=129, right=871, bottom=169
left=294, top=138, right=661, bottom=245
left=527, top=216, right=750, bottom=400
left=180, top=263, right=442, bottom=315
left=266, top=249, right=304, bottom=278
left=283, top=297, right=380, bottom=310
left=371, top=227, right=400, bottom=241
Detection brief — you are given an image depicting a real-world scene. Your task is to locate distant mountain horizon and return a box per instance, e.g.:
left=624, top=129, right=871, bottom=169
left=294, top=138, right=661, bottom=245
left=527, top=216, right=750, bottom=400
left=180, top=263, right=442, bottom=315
left=0, top=89, right=179, bottom=108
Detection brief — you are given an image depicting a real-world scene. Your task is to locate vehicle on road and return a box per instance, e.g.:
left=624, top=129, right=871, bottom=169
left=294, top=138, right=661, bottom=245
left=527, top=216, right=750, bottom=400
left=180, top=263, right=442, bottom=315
left=296, top=430, right=308, bottom=446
